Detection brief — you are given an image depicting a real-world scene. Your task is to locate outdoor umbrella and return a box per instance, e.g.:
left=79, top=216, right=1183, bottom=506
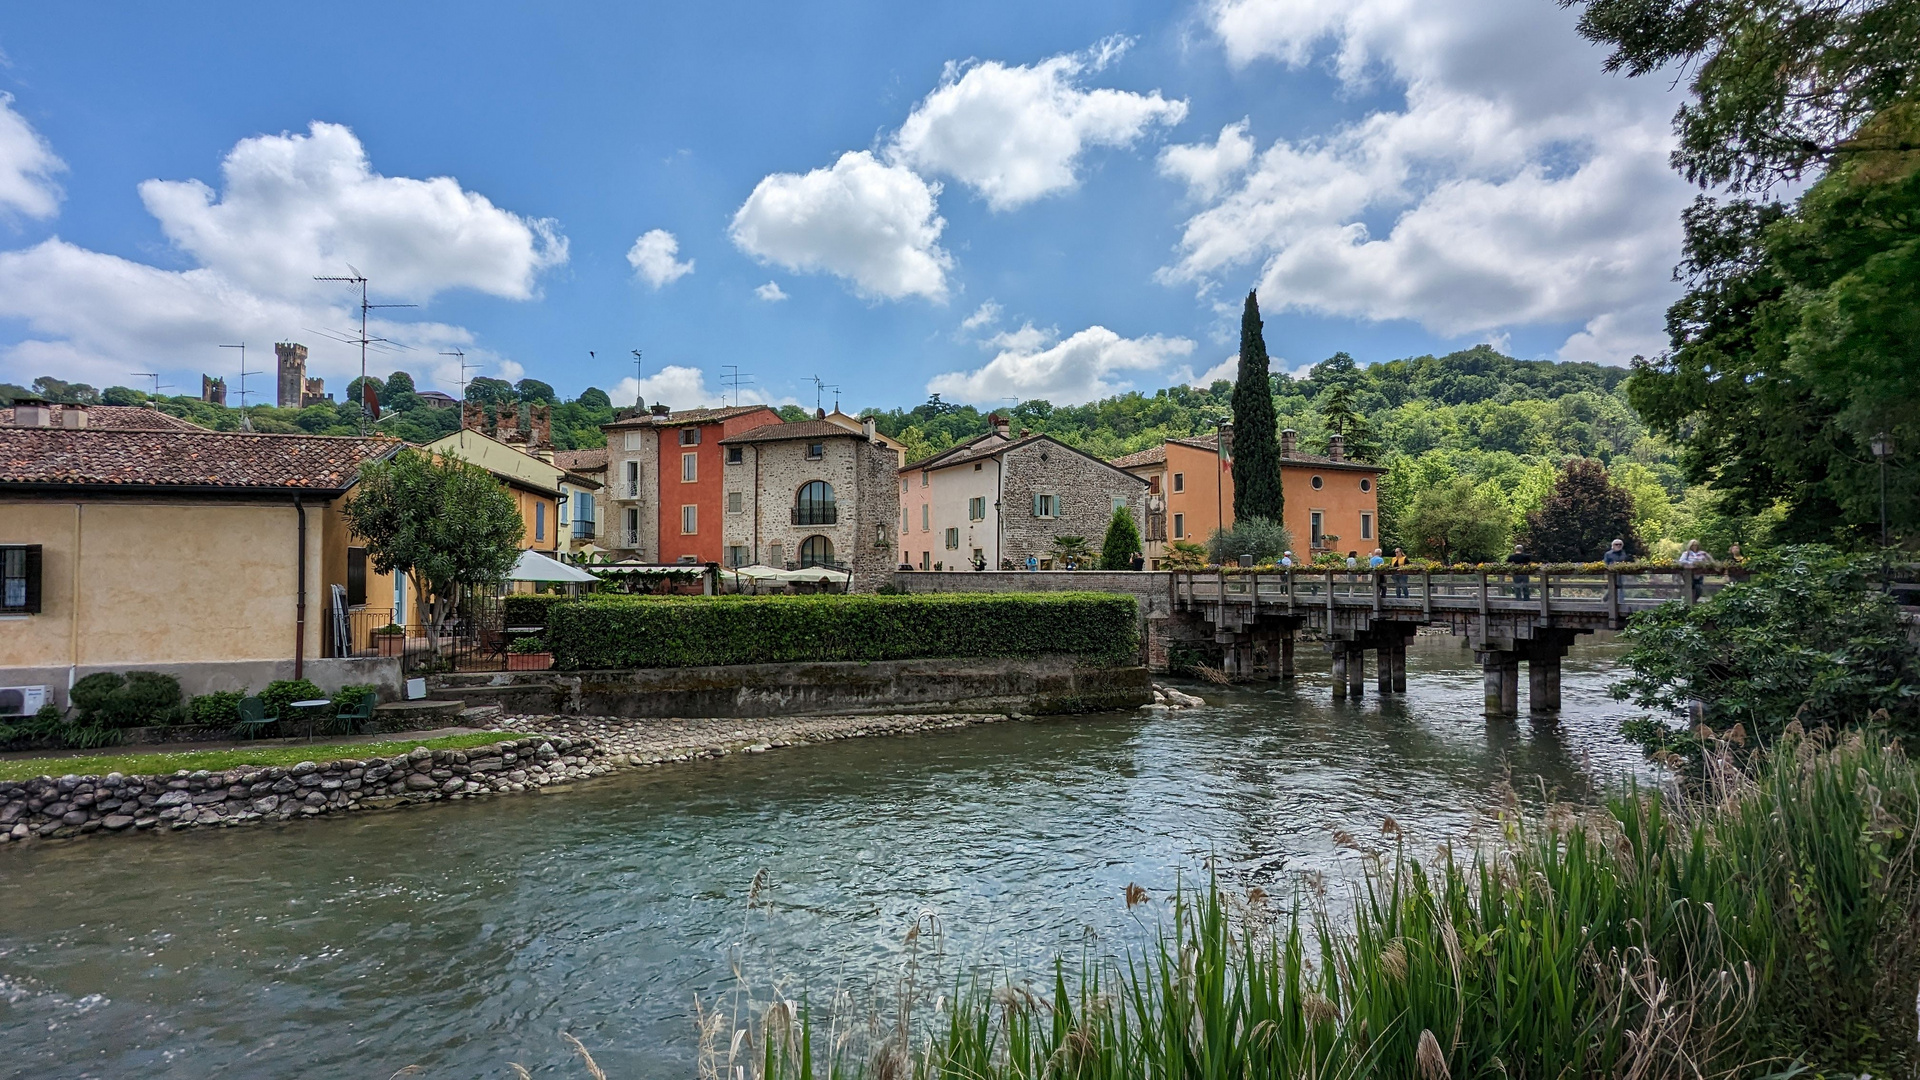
left=507, top=549, right=600, bottom=583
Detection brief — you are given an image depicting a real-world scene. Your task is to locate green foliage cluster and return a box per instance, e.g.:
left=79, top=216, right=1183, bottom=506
left=1521, top=458, right=1642, bottom=560
left=0, top=370, right=622, bottom=450
left=501, top=593, right=570, bottom=628
left=753, top=733, right=1920, bottom=1079
left=70, top=671, right=186, bottom=729
left=1400, top=476, right=1511, bottom=563
left=547, top=593, right=1139, bottom=670
left=1205, top=516, right=1293, bottom=565
left=1614, top=545, right=1918, bottom=756
left=260, top=678, right=326, bottom=718
left=189, top=690, right=247, bottom=727
left=1230, top=292, right=1283, bottom=522
left=1099, top=507, right=1143, bottom=569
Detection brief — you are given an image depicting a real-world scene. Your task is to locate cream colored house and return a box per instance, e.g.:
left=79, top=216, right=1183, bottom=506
left=0, top=419, right=404, bottom=706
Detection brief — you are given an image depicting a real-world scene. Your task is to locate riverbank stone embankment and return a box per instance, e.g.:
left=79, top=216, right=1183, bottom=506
left=1, top=687, right=1213, bottom=847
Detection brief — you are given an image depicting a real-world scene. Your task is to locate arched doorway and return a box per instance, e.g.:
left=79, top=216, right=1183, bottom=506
left=798, top=534, right=835, bottom=568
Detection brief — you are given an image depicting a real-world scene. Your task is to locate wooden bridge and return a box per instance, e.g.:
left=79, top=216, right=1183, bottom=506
left=1171, top=566, right=1728, bottom=717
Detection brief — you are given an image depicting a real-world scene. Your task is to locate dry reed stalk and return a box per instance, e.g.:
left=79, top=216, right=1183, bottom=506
left=1191, top=663, right=1231, bottom=685
left=561, top=1033, right=607, bottom=1080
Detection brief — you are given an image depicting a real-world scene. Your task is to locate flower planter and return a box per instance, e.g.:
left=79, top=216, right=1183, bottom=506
left=506, top=651, right=553, bottom=671
left=374, top=634, right=405, bottom=657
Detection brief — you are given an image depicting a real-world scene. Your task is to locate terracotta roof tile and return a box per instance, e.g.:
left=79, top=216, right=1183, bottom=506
left=603, top=405, right=780, bottom=429
left=553, top=447, right=607, bottom=472
left=1108, top=444, right=1167, bottom=469
left=719, top=419, right=866, bottom=444
left=0, top=404, right=205, bottom=431
left=0, top=429, right=402, bottom=491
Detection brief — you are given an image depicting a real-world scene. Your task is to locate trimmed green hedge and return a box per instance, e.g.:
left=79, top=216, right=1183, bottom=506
left=502, top=593, right=569, bottom=629
left=548, top=592, right=1139, bottom=670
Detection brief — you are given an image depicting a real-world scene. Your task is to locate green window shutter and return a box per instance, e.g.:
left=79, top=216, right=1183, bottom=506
left=1032, top=493, right=1042, bottom=517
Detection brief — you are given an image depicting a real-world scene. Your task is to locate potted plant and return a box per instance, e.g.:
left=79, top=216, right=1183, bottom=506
left=506, top=635, right=552, bottom=671
left=372, top=623, right=406, bottom=657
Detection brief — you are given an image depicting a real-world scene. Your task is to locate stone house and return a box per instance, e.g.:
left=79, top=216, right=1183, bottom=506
left=901, top=416, right=1148, bottom=570
left=718, top=417, right=898, bottom=592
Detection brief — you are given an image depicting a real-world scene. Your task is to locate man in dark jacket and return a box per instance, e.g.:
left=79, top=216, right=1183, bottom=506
left=1507, top=543, right=1536, bottom=601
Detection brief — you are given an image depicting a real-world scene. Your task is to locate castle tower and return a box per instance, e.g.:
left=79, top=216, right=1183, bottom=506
left=275, top=343, right=308, bottom=408
left=201, top=375, right=227, bottom=406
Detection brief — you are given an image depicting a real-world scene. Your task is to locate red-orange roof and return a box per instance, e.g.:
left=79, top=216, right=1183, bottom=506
left=0, top=428, right=402, bottom=492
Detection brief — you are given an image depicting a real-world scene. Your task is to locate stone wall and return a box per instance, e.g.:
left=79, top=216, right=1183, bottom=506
left=429, top=654, right=1152, bottom=718
left=724, top=433, right=898, bottom=591
left=999, top=441, right=1147, bottom=567
left=0, top=734, right=610, bottom=847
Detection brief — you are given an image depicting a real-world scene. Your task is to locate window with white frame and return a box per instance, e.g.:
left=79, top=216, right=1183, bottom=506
left=681, top=504, right=698, bottom=534
left=1111, top=496, right=1127, bottom=515
left=944, top=527, right=959, bottom=549
left=681, top=452, right=697, bottom=482
left=1033, top=493, right=1058, bottom=518
left=727, top=446, right=744, bottom=464
left=921, top=504, right=929, bottom=531
left=1173, top=472, right=1185, bottom=492
left=624, top=431, right=643, bottom=451
left=1173, top=512, right=1185, bottom=538
left=624, top=460, right=640, bottom=497
left=727, top=491, right=744, bottom=513
left=1360, top=513, right=1374, bottom=540
left=680, top=427, right=700, bottom=446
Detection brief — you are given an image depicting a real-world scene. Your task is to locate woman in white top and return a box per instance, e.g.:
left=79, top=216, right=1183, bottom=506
left=1677, top=539, right=1713, bottom=600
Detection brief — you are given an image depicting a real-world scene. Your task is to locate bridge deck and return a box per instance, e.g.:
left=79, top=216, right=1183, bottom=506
left=1174, top=567, right=1728, bottom=627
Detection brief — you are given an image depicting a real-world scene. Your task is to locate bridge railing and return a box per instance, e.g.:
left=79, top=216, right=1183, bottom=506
left=1175, top=566, right=1733, bottom=618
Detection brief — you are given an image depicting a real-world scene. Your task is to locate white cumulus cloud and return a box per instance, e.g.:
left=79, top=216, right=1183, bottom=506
left=626, top=228, right=695, bottom=287
left=890, top=38, right=1188, bottom=210
left=729, top=150, right=951, bottom=302
left=754, top=281, right=788, bottom=301
left=0, top=92, right=64, bottom=220
left=1158, top=119, right=1255, bottom=202
left=139, top=121, right=566, bottom=301
left=928, top=324, right=1195, bottom=405
left=0, top=121, right=561, bottom=390
left=1165, top=0, right=1694, bottom=364
left=612, top=365, right=793, bottom=411
left=960, top=299, right=1002, bottom=331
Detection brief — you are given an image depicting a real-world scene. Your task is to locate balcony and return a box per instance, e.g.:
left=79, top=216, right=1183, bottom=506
left=791, top=506, right=838, bottom=526
left=572, top=518, right=596, bottom=540
left=621, top=530, right=640, bottom=547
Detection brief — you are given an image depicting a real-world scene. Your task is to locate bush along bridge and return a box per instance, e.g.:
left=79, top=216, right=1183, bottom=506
left=1168, top=565, right=1729, bottom=717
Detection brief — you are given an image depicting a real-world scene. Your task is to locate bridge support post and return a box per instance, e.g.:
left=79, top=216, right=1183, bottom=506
left=1347, top=643, right=1366, bottom=699
left=1376, top=642, right=1392, bottom=696
left=1330, top=643, right=1349, bottom=699
left=1528, top=656, right=1551, bottom=716
left=1279, top=630, right=1295, bottom=680
left=1479, top=648, right=1519, bottom=717
left=1391, top=640, right=1407, bottom=693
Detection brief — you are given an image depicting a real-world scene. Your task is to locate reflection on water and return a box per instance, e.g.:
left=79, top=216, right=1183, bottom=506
left=0, top=635, right=1648, bottom=1078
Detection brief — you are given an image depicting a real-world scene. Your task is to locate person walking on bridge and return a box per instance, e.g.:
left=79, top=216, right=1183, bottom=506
left=1604, top=537, right=1631, bottom=604
left=1507, top=543, right=1536, bottom=601
left=1678, top=539, right=1712, bottom=601
left=1390, top=547, right=1410, bottom=598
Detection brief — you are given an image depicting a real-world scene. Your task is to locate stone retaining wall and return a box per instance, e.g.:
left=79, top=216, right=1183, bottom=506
left=0, top=735, right=611, bottom=847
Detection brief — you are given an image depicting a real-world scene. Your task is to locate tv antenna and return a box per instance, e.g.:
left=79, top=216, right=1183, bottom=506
left=720, top=365, right=756, bottom=408
left=315, top=267, right=415, bottom=432
left=440, top=348, right=477, bottom=401
left=809, top=375, right=839, bottom=413
left=631, top=349, right=645, bottom=407
left=131, top=372, right=172, bottom=398
left=220, top=343, right=254, bottom=431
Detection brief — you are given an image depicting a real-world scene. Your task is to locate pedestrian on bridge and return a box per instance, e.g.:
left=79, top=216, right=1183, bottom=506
left=1678, top=539, right=1712, bottom=600
left=1280, top=550, right=1294, bottom=568
left=1507, top=543, right=1536, bottom=601
left=1390, top=547, right=1410, bottom=597
left=1604, top=537, right=1631, bottom=604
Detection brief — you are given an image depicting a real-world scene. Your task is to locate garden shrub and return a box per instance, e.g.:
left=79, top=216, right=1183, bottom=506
left=261, top=678, right=328, bottom=718
left=69, top=671, right=185, bottom=728
left=548, top=592, right=1139, bottom=670
left=190, top=690, right=246, bottom=727
left=502, top=593, right=569, bottom=628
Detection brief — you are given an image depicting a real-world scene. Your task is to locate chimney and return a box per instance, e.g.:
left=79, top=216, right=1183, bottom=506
left=12, top=398, right=52, bottom=427
left=1280, top=428, right=1297, bottom=455
left=1327, top=434, right=1345, bottom=461
left=861, top=415, right=876, bottom=439
left=649, top=403, right=671, bottom=417
left=1019, top=428, right=1031, bottom=437
left=990, top=413, right=1010, bottom=437
left=60, top=403, right=89, bottom=429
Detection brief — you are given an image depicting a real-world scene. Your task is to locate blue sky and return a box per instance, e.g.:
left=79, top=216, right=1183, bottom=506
left=0, top=1, right=1693, bottom=411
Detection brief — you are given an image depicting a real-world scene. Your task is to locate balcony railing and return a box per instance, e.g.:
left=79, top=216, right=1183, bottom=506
left=572, top=518, right=596, bottom=540
left=621, top=529, right=640, bottom=547
left=792, top=506, right=838, bottom=526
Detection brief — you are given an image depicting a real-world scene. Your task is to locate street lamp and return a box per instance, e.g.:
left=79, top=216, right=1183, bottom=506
left=1871, top=432, right=1893, bottom=549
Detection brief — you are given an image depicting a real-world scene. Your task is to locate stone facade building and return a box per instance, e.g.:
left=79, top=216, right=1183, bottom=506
left=719, top=418, right=898, bottom=592
left=901, top=416, right=1147, bottom=570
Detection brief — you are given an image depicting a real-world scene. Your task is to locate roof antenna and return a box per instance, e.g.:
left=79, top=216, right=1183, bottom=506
left=631, top=349, right=645, bottom=407
left=809, top=375, right=838, bottom=413
left=440, top=348, right=476, bottom=401
left=721, top=364, right=756, bottom=408
left=131, top=372, right=171, bottom=398
left=316, top=268, right=416, bottom=433
left=220, top=343, right=253, bottom=431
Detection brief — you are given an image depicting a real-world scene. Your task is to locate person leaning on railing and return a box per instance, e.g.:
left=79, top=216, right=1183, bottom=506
left=1678, top=539, right=1713, bottom=600
left=1389, top=547, right=1410, bottom=597
left=1603, top=538, right=1632, bottom=603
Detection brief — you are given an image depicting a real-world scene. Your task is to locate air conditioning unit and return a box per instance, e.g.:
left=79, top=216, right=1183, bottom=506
left=0, top=685, right=48, bottom=717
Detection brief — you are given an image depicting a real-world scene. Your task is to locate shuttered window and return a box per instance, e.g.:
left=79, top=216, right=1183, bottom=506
left=0, top=545, right=41, bottom=614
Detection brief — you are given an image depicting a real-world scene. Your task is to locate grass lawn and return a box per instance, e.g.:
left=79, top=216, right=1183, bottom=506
left=0, top=732, right=532, bottom=782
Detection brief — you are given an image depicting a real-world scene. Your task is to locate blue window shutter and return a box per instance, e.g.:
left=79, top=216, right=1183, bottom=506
left=1032, top=493, right=1042, bottom=517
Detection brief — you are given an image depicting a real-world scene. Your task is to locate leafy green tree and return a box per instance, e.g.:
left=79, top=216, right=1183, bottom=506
left=1230, top=291, right=1284, bottom=522
left=465, top=376, right=515, bottom=404
left=515, top=378, right=557, bottom=403
left=1522, top=458, right=1642, bottom=561
left=1050, top=535, right=1093, bottom=567
left=1614, top=546, right=1919, bottom=754
left=1099, top=507, right=1144, bottom=569
left=577, top=386, right=611, bottom=410
left=342, top=450, right=522, bottom=652
left=1405, top=476, right=1510, bottom=563
left=1206, top=517, right=1292, bottom=565
left=381, top=370, right=416, bottom=403
left=0, top=382, right=29, bottom=405
left=101, top=386, right=146, bottom=406
left=344, top=375, right=384, bottom=408
left=31, top=377, right=98, bottom=403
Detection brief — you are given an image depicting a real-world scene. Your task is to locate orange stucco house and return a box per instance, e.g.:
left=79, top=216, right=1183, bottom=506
left=1111, top=429, right=1383, bottom=566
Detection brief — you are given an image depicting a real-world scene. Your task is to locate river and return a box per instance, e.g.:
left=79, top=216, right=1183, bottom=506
left=0, top=635, right=1651, bottom=1078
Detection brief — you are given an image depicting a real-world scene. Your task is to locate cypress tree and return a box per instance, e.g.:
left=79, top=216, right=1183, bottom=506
left=1231, top=291, right=1284, bottom=523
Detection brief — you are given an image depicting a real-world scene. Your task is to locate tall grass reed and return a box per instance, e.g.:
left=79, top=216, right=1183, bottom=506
left=708, top=729, right=1918, bottom=1079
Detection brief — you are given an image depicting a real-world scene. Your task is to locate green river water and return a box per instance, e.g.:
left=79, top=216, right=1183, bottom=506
left=0, top=635, right=1650, bottom=1078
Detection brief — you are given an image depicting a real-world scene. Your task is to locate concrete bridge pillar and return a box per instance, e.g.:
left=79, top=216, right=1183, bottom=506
left=1479, top=649, right=1520, bottom=716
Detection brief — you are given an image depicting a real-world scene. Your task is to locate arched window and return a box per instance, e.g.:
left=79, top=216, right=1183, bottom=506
left=794, top=480, right=837, bottom=525
left=798, top=535, right=835, bottom=568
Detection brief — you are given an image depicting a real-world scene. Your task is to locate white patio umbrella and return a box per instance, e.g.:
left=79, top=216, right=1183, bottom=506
left=508, top=549, right=600, bottom=583
left=775, top=565, right=850, bottom=584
